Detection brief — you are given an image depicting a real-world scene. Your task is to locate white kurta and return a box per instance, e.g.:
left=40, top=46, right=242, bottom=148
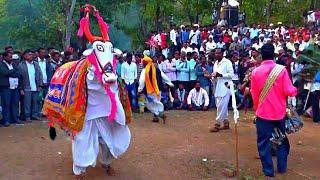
left=213, top=58, right=234, bottom=123
left=72, top=69, right=131, bottom=175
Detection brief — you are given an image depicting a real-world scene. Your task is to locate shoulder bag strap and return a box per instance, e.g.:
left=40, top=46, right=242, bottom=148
left=258, top=64, right=285, bottom=106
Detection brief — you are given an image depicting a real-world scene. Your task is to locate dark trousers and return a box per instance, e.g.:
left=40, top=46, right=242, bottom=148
left=0, top=88, right=20, bottom=124
left=312, top=90, right=320, bottom=122
left=173, top=99, right=188, bottom=109
left=126, top=83, right=137, bottom=109
left=256, top=117, right=290, bottom=177
left=24, top=91, right=39, bottom=120
left=189, top=102, right=204, bottom=111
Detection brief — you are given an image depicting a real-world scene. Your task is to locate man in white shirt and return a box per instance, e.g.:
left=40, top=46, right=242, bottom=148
left=170, top=24, right=177, bottom=53
left=210, top=48, right=234, bottom=132
left=189, top=25, right=199, bottom=46
left=18, top=50, right=43, bottom=122
left=121, top=53, right=138, bottom=111
left=180, top=42, right=193, bottom=54
left=187, top=81, right=209, bottom=111
left=37, top=48, right=54, bottom=116
left=206, top=35, right=216, bottom=54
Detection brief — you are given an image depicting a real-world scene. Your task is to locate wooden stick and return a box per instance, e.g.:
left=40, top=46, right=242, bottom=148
left=235, top=122, right=240, bottom=176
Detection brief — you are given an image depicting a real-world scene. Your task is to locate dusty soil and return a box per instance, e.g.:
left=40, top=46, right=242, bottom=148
left=0, top=110, right=319, bottom=180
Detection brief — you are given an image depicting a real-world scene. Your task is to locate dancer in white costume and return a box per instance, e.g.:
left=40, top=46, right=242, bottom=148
left=72, top=64, right=131, bottom=177
left=138, top=56, right=174, bottom=123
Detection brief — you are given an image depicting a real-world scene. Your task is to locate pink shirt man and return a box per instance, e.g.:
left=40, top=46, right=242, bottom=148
left=251, top=60, right=297, bottom=120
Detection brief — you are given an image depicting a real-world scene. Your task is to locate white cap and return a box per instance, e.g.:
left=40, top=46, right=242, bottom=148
left=143, top=50, right=150, bottom=57
left=277, top=22, right=282, bottom=25
left=259, top=34, right=264, bottom=37
left=180, top=25, right=185, bottom=29
left=193, top=24, right=199, bottom=27
left=269, top=23, right=274, bottom=26
left=12, top=54, right=19, bottom=60
left=209, top=35, right=213, bottom=39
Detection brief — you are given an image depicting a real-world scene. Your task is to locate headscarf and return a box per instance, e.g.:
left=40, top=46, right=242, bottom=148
left=142, top=56, right=160, bottom=97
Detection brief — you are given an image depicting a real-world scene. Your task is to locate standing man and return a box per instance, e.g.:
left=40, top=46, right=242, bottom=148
left=18, top=50, right=43, bottom=122
left=121, top=53, right=138, bottom=112
left=176, top=51, right=190, bottom=87
left=170, top=24, right=178, bottom=54
left=0, top=52, right=22, bottom=126
left=37, top=48, right=54, bottom=116
left=251, top=44, right=297, bottom=178
left=210, top=48, right=234, bottom=132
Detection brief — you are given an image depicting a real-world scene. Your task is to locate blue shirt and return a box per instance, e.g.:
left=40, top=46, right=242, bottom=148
left=189, top=59, right=197, bottom=81
left=182, top=31, right=190, bottom=43
left=195, top=64, right=211, bottom=87
left=176, top=59, right=190, bottom=82
left=26, top=61, right=37, bottom=91
left=315, top=71, right=320, bottom=83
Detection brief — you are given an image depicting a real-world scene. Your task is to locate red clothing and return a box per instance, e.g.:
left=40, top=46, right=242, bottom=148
left=201, top=31, right=208, bottom=41
left=160, top=33, right=169, bottom=49
left=251, top=60, right=297, bottom=120
left=223, top=35, right=231, bottom=43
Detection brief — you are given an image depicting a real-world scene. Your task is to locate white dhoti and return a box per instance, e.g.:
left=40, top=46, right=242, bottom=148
left=72, top=117, right=131, bottom=175
left=72, top=69, right=131, bottom=175
left=145, top=93, right=164, bottom=116
left=215, top=91, right=231, bottom=123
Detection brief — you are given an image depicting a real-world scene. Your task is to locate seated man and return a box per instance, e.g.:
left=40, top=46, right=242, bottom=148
left=187, top=81, right=209, bottom=111
left=161, top=84, right=173, bottom=110
left=173, top=83, right=188, bottom=110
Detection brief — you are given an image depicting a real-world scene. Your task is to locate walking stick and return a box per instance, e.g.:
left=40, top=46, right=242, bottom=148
left=235, top=121, right=239, bottom=176
left=230, top=81, right=240, bottom=176
left=303, top=82, right=313, bottom=111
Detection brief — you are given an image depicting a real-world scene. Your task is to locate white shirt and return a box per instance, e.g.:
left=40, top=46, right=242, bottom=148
left=213, top=58, right=234, bottom=97
left=232, top=61, right=239, bottom=81
left=189, top=30, right=198, bottom=45
left=296, top=41, right=309, bottom=51
left=286, top=42, right=295, bottom=51
left=138, top=68, right=173, bottom=93
left=121, top=62, right=137, bottom=85
left=206, top=41, right=216, bottom=53
left=4, top=61, right=18, bottom=89
left=187, top=88, right=209, bottom=107
left=26, top=61, right=37, bottom=91
left=170, top=29, right=177, bottom=45
left=155, top=34, right=161, bottom=46
left=38, top=57, right=48, bottom=84
left=181, top=47, right=193, bottom=54
left=252, top=43, right=262, bottom=50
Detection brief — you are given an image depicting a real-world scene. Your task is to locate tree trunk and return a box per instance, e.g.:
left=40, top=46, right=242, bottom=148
left=64, top=0, right=77, bottom=50
left=309, top=0, right=315, bottom=10
left=266, top=0, right=274, bottom=24
left=155, top=4, right=161, bottom=32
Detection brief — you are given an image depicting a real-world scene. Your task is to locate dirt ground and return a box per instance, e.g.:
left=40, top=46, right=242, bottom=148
left=0, top=110, right=319, bottom=180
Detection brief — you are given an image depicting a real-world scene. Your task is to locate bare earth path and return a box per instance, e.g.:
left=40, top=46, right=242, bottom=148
left=0, top=110, right=319, bottom=180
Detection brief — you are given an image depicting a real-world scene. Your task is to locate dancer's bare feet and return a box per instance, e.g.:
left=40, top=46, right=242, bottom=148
left=102, top=164, right=116, bottom=176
